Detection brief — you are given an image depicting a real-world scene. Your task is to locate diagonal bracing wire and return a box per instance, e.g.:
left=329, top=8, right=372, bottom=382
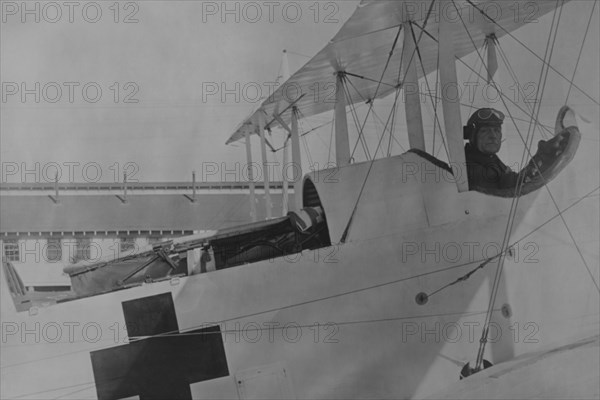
left=452, top=0, right=598, bottom=371
left=464, top=0, right=599, bottom=106
left=340, top=0, right=440, bottom=243
left=343, top=74, right=372, bottom=161
left=344, top=75, right=404, bottom=158
left=346, top=22, right=403, bottom=162
left=566, top=0, right=597, bottom=104
left=495, top=41, right=553, bottom=139
left=452, top=0, right=561, bottom=370
left=410, top=23, right=559, bottom=144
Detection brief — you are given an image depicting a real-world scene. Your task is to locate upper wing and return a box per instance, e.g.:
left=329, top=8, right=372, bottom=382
left=226, top=0, right=565, bottom=144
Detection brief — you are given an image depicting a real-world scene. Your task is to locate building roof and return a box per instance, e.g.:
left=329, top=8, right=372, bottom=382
left=0, top=190, right=285, bottom=235
left=0, top=181, right=283, bottom=193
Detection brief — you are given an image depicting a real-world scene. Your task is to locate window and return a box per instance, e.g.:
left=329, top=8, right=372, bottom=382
left=3, top=239, right=20, bottom=262
left=46, top=238, right=62, bottom=262
left=72, top=238, right=91, bottom=264
left=119, top=237, right=136, bottom=253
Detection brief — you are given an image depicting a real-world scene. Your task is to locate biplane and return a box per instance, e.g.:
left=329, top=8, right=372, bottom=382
left=1, top=0, right=598, bottom=399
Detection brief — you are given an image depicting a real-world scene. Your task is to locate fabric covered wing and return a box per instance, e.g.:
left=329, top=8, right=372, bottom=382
left=226, top=0, right=565, bottom=144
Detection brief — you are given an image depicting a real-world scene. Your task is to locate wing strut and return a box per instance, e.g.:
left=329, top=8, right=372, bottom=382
left=290, top=107, right=302, bottom=211
left=282, top=135, right=290, bottom=215
left=438, top=0, right=468, bottom=192
left=403, top=22, right=425, bottom=151
left=273, top=109, right=303, bottom=213
left=280, top=50, right=291, bottom=215
left=256, top=111, right=272, bottom=219
left=244, top=129, right=257, bottom=222
left=335, top=72, right=351, bottom=166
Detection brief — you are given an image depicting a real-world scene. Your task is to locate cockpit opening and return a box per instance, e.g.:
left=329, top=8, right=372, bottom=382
left=209, top=204, right=330, bottom=270
left=60, top=182, right=332, bottom=299
left=463, top=106, right=580, bottom=197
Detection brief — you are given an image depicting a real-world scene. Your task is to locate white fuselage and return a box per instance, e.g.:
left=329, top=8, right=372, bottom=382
left=1, top=150, right=598, bottom=400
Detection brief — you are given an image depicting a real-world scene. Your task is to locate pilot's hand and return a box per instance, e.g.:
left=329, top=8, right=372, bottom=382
left=527, top=130, right=570, bottom=179
left=537, top=131, right=568, bottom=157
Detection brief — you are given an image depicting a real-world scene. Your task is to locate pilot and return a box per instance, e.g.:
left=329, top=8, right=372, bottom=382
left=464, top=108, right=520, bottom=190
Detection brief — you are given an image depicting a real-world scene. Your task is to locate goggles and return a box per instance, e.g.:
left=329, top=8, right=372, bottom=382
left=475, top=108, right=505, bottom=123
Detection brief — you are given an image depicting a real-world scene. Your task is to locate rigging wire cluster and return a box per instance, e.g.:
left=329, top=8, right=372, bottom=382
left=4, top=1, right=599, bottom=398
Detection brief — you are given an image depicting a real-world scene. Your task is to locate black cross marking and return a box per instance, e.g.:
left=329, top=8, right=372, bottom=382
left=90, top=292, right=229, bottom=400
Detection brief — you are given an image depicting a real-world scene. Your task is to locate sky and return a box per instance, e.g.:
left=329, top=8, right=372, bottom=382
left=1, top=0, right=598, bottom=183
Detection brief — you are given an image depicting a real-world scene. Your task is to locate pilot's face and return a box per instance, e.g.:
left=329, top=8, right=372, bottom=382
left=476, top=125, right=502, bottom=154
